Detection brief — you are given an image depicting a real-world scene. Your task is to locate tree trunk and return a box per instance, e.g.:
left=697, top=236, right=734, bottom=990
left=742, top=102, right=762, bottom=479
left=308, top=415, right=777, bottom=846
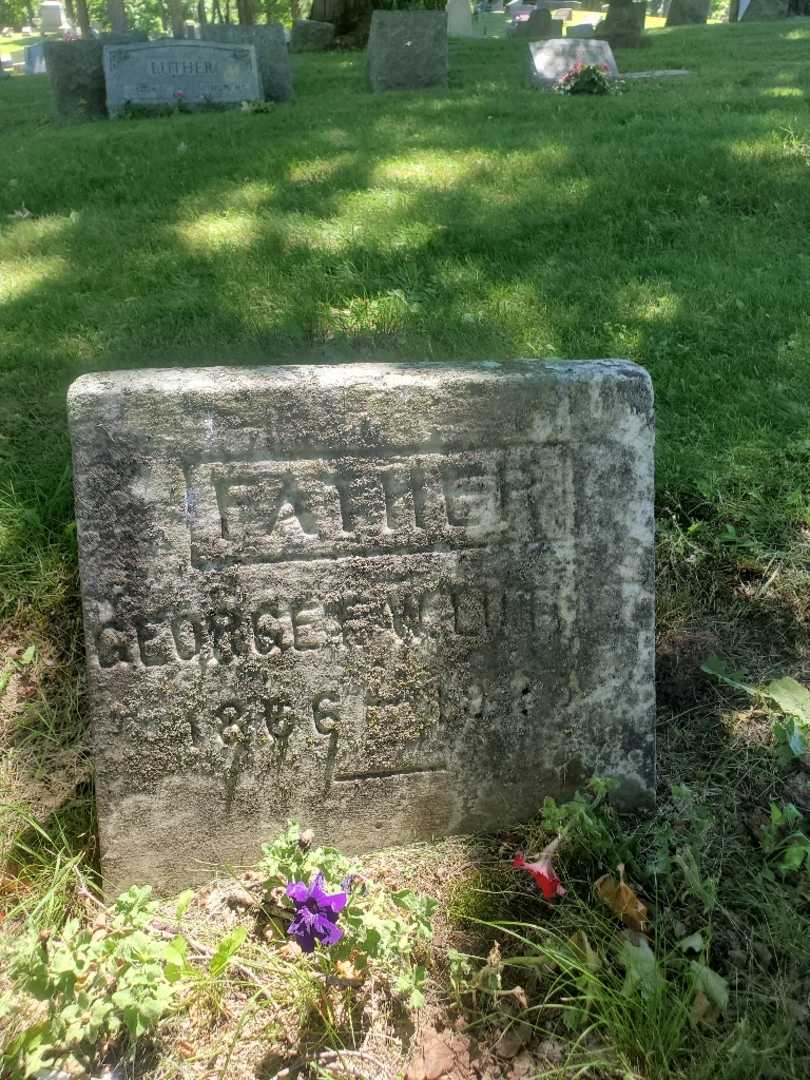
left=75, top=0, right=92, bottom=36
left=197, top=0, right=207, bottom=23
left=108, top=0, right=128, bottom=32
left=211, top=0, right=224, bottom=20
left=64, top=0, right=76, bottom=24
left=169, top=0, right=186, bottom=35
left=224, top=0, right=231, bottom=22
left=237, top=0, right=256, bottom=23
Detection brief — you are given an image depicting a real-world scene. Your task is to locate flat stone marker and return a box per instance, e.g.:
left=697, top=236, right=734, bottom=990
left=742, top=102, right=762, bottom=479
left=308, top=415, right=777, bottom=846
left=529, top=38, right=617, bottom=87
left=69, top=361, right=655, bottom=894
left=103, top=40, right=261, bottom=116
left=367, top=10, right=448, bottom=92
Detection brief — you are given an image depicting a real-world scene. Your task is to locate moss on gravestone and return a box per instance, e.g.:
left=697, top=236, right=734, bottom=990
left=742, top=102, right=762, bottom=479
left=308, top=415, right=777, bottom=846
left=44, top=40, right=106, bottom=121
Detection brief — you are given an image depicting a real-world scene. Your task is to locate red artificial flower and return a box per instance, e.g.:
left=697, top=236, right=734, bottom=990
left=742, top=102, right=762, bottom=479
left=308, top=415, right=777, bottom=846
left=513, top=851, right=566, bottom=900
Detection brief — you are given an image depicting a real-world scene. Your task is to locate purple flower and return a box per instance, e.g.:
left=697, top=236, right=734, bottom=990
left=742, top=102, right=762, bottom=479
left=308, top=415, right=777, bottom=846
left=286, top=873, right=348, bottom=953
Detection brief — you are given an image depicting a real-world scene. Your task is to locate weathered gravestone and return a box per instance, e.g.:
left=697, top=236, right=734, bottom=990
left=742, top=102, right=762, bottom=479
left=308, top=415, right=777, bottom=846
left=200, top=23, right=291, bottom=102
left=515, top=8, right=563, bottom=37
left=665, top=0, right=709, bottom=23
left=39, top=0, right=67, bottom=31
left=103, top=40, right=261, bottom=117
left=45, top=40, right=106, bottom=120
left=24, top=41, right=47, bottom=74
left=290, top=18, right=336, bottom=51
left=529, top=37, right=617, bottom=86
left=595, top=0, right=647, bottom=47
left=368, top=10, right=448, bottom=92
left=69, top=361, right=655, bottom=893
left=44, top=34, right=148, bottom=120
left=447, top=0, right=475, bottom=37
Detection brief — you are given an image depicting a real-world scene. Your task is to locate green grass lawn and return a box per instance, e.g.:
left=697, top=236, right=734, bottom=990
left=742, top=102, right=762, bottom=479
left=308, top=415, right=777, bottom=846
left=1, top=20, right=810, bottom=1080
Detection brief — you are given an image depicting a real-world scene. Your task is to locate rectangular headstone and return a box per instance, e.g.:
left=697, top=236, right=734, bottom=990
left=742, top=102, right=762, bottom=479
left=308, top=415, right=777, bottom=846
left=529, top=38, right=617, bottom=87
left=45, top=40, right=106, bottom=120
left=200, top=24, right=292, bottom=103
left=290, top=18, right=336, bottom=52
left=103, top=40, right=261, bottom=116
left=367, top=10, right=448, bottom=92
left=446, top=0, right=474, bottom=38
left=39, top=1, right=66, bottom=30
left=665, top=0, right=709, bottom=24
left=69, top=361, right=655, bottom=894
left=24, top=41, right=47, bottom=74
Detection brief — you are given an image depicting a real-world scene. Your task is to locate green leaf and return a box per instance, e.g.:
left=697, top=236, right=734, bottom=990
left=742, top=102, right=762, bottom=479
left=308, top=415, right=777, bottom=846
left=761, top=676, right=810, bottom=725
left=779, top=841, right=810, bottom=875
left=619, top=936, right=665, bottom=998
left=174, top=889, right=196, bottom=920
left=209, top=925, right=247, bottom=978
left=19, top=645, right=36, bottom=665
left=690, top=962, right=729, bottom=1010
left=677, top=931, right=705, bottom=954
left=701, top=655, right=754, bottom=694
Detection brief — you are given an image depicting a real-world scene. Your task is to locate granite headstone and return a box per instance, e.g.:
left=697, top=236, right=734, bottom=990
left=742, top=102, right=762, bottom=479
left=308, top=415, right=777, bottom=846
left=529, top=37, right=617, bottom=86
left=515, top=8, right=563, bottom=37
left=103, top=40, right=261, bottom=116
left=290, top=18, right=336, bottom=51
left=45, top=40, right=106, bottom=120
left=39, top=0, right=67, bottom=30
left=595, top=0, right=646, bottom=47
left=200, top=23, right=291, bottom=102
left=24, top=41, right=47, bottom=74
left=665, top=0, right=709, bottom=23
left=69, top=360, right=655, bottom=893
left=368, top=10, right=448, bottom=92
left=447, top=0, right=475, bottom=36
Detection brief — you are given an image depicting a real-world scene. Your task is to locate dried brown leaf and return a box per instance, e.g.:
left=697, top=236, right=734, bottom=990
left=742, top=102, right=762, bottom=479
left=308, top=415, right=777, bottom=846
left=595, top=864, right=649, bottom=933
